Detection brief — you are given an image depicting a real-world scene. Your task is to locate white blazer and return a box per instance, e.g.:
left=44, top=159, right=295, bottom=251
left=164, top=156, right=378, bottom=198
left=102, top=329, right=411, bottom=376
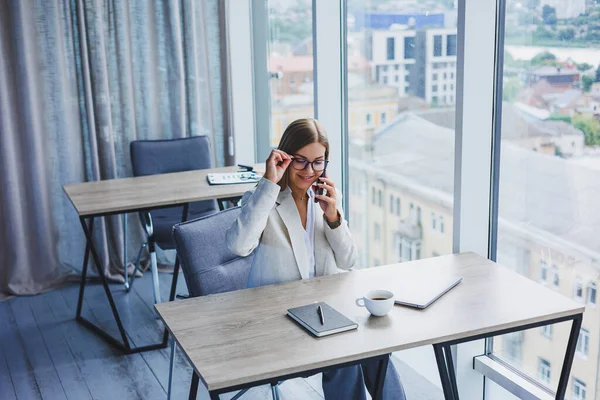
left=226, top=178, right=358, bottom=288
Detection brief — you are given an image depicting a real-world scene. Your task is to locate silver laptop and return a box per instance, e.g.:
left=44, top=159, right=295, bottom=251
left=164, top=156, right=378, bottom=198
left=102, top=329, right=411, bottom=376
left=394, top=276, right=462, bottom=309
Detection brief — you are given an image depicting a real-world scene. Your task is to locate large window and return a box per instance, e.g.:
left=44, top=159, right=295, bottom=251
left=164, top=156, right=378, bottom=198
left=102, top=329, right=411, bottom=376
left=492, top=0, right=598, bottom=395
left=267, top=0, right=314, bottom=147
left=345, top=1, right=457, bottom=394
left=242, top=0, right=596, bottom=397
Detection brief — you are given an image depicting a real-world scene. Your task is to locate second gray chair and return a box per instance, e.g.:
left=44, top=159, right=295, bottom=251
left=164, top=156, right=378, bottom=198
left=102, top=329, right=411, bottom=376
left=129, top=136, right=218, bottom=304
left=169, top=207, right=280, bottom=400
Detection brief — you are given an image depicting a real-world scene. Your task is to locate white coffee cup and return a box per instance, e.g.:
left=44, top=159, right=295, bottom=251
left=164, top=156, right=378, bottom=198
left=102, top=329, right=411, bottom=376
left=355, top=289, right=395, bottom=317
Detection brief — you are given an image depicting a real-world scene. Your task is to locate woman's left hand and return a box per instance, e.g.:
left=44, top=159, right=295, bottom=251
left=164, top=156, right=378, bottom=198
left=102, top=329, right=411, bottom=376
left=314, top=176, right=339, bottom=222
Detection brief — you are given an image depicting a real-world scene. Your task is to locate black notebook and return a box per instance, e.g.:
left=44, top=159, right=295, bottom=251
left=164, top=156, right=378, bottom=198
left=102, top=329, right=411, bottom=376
left=287, top=302, right=358, bottom=337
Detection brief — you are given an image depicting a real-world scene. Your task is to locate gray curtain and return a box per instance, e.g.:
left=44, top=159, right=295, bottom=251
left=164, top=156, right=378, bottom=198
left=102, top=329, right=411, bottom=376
left=0, top=0, right=225, bottom=299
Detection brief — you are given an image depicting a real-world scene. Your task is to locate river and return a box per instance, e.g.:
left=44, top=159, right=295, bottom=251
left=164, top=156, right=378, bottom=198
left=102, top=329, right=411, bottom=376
left=505, top=45, right=600, bottom=65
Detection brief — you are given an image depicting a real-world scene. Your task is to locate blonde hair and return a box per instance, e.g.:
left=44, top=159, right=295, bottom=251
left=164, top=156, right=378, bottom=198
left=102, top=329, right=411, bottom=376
left=277, top=118, right=329, bottom=190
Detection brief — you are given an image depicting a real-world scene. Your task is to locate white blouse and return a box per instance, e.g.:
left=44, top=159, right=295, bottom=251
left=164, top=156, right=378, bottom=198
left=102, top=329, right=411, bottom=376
left=304, top=188, right=316, bottom=278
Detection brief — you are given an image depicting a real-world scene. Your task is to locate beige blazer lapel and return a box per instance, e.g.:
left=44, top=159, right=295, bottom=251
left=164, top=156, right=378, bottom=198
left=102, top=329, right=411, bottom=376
left=275, top=188, right=310, bottom=280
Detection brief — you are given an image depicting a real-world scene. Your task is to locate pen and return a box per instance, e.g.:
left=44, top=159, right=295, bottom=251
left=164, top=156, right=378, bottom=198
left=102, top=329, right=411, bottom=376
left=317, top=304, right=325, bottom=325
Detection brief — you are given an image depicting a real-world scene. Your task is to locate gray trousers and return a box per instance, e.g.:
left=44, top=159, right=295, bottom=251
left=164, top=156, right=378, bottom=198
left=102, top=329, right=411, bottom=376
left=322, top=356, right=407, bottom=400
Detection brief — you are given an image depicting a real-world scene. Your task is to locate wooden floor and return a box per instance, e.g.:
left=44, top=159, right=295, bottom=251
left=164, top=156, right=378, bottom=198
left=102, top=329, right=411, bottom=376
left=0, top=272, right=442, bottom=400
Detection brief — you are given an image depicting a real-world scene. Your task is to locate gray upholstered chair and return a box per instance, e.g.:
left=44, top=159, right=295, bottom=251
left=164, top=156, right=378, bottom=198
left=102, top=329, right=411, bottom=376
left=129, top=136, right=218, bottom=304
left=168, top=207, right=280, bottom=400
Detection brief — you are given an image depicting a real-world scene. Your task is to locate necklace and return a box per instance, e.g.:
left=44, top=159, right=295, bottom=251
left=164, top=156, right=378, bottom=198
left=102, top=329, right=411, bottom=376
left=292, top=191, right=306, bottom=201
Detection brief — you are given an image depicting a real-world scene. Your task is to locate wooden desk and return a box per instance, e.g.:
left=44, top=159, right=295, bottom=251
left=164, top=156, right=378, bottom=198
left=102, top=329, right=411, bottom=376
left=64, top=165, right=262, bottom=217
left=63, top=165, right=261, bottom=354
left=155, top=253, right=584, bottom=400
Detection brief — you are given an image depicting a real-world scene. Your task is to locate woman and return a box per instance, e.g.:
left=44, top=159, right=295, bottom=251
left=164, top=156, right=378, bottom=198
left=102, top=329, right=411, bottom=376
left=226, top=118, right=406, bottom=400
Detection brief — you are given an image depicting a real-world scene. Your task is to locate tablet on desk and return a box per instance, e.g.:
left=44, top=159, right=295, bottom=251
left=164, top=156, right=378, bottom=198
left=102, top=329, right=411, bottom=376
left=206, top=172, right=262, bottom=185
left=394, top=276, right=462, bottom=309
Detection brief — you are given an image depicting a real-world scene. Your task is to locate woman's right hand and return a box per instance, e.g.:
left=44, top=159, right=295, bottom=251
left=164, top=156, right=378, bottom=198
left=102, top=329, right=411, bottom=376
left=263, top=149, right=292, bottom=184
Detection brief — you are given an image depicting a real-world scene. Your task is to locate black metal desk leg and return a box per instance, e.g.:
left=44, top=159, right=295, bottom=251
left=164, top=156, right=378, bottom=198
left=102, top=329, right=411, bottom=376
left=169, top=203, right=189, bottom=303
left=189, top=371, right=200, bottom=400
left=78, top=216, right=132, bottom=351
left=443, top=344, right=459, bottom=399
left=434, top=344, right=457, bottom=400
left=556, top=314, right=583, bottom=399
left=372, top=354, right=390, bottom=400
left=76, top=217, right=93, bottom=318
left=77, top=216, right=169, bottom=353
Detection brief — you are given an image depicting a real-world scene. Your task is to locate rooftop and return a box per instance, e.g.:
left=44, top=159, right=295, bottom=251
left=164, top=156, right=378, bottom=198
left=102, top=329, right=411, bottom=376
left=355, top=111, right=600, bottom=259
left=533, top=66, right=579, bottom=77
left=269, top=55, right=369, bottom=73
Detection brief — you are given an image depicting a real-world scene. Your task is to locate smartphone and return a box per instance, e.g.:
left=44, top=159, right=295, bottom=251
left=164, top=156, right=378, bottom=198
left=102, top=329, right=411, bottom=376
left=315, top=170, right=326, bottom=202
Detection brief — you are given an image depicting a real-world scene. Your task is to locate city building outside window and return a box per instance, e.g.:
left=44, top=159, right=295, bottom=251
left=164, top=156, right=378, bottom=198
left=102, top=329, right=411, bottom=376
left=366, top=113, right=372, bottom=126
left=395, top=75, right=399, bottom=82
left=541, top=324, right=553, bottom=339
left=538, top=358, right=551, bottom=385
left=433, top=73, right=438, bottom=81
left=573, top=378, right=587, bottom=400
left=439, top=216, right=444, bottom=233
left=383, top=76, right=388, bottom=85
left=381, top=112, right=387, bottom=125
left=432, top=85, right=438, bottom=93
left=386, top=37, right=395, bottom=60
left=443, top=72, right=447, bottom=79
left=588, top=283, right=597, bottom=306
left=552, top=265, right=560, bottom=287
left=374, top=223, right=381, bottom=242
left=395, top=198, right=400, bottom=216
left=416, top=206, right=422, bottom=225
left=389, top=194, right=394, bottom=213
left=371, top=187, right=376, bottom=205
left=394, top=64, right=399, bottom=71
left=576, top=328, right=590, bottom=359
left=431, top=212, right=437, bottom=230
left=378, top=189, right=382, bottom=207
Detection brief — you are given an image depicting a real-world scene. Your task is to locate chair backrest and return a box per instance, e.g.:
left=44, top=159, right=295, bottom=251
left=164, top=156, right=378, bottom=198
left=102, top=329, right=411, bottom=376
left=130, top=136, right=217, bottom=218
left=172, top=207, right=253, bottom=297
left=130, top=136, right=213, bottom=177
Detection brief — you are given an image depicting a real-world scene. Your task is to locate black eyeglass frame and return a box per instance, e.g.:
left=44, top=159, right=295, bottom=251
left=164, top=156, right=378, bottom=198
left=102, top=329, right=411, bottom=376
left=290, top=158, right=329, bottom=172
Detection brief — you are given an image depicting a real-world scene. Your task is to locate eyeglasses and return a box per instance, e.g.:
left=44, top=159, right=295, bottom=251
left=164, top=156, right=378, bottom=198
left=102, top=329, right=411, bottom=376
left=290, top=158, right=329, bottom=172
